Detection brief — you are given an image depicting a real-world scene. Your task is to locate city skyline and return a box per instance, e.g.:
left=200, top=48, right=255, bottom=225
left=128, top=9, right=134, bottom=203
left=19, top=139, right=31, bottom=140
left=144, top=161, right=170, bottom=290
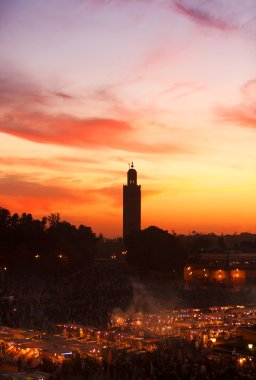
left=0, top=0, right=256, bottom=237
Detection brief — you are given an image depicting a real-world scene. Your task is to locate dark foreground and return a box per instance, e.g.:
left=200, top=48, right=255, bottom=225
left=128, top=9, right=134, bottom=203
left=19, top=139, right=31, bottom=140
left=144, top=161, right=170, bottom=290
left=1, top=261, right=256, bottom=379
left=1, top=261, right=254, bottom=330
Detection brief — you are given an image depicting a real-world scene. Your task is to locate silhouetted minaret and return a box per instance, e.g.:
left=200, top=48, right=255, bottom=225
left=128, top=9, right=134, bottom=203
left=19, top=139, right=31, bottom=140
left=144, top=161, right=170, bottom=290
left=123, top=162, right=141, bottom=239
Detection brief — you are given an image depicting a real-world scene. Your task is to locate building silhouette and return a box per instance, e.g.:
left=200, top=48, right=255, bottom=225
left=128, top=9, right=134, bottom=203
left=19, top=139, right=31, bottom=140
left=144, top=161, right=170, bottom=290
left=123, top=162, right=141, bottom=239
left=184, top=252, right=256, bottom=289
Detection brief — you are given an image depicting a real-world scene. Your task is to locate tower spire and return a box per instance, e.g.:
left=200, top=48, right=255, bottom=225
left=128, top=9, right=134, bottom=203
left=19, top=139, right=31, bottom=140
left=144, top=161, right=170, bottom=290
left=123, top=164, right=141, bottom=239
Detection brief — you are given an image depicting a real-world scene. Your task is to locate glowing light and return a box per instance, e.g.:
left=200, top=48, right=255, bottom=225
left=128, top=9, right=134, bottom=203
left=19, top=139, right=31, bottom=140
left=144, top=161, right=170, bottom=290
left=239, top=358, right=246, bottom=365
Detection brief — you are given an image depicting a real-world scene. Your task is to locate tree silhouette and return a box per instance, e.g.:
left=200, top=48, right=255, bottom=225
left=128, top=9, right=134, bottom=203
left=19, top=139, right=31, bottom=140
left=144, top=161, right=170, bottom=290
left=0, top=207, right=97, bottom=274
left=126, top=226, right=185, bottom=273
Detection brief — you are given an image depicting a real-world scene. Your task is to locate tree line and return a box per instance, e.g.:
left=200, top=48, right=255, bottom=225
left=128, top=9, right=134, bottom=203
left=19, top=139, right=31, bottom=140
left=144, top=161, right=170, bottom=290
left=0, top=207, right=97, bottom=275
left=125, top=227, right=256, bottom=274
left=1, top=206, right=256, bottom=276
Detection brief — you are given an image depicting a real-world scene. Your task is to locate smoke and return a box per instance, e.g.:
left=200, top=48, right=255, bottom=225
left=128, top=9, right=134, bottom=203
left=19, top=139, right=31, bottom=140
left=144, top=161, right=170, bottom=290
left=111, top=278, right=180, bottom=324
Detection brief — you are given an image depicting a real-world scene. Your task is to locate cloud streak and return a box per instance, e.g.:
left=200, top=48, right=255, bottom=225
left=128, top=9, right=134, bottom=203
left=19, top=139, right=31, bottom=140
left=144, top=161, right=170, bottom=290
left=217, top=79, right=256, bottom=129
left=0, top=108, right=188, bottom=154
left=173, top=1, right=235, bottom=31
left=0, top=111, right=131, bottom=147
left=0, top=71, right=189, bottom=155
left=0, top=156, right=99, bottom=171
left=0, top=173, right=118, bottom=213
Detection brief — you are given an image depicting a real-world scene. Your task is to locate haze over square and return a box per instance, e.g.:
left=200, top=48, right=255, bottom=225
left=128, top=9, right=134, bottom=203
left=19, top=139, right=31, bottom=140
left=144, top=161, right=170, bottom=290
left=0, top=0, right=256, bottom=237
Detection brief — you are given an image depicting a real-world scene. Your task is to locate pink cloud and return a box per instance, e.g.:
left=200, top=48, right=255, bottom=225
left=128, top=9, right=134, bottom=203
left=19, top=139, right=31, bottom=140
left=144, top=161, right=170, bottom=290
left=217, top=79, right=256, bottom=128
left=173, top=1, right=234, bottom=31
left=217, top=108, right=256, bottom=128
left=241, top=79, right=256, bottom=101
left=53, top=92, right=76, bottom=100
left=160, top=81, right=205, bottom=102
left=0, top=73, right=78, bottom=113
left=0, top=71, right=189, bottom=154
left=0, top=75, right=47, bottom=109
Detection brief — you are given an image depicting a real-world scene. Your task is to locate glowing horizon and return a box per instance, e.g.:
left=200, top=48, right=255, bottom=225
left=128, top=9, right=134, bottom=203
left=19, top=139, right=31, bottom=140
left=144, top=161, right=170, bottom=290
left=0, top=0, right=256, bottom=237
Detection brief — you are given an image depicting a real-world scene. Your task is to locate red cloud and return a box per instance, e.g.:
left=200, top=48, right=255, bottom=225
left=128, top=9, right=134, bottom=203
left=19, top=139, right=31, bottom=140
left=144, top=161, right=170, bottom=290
left=0, top=109, right=188, bottom=154
left=0, top=111, right=131, bottom=148
left=173, top=1, right=234, bottom=31
left=217, top=79, right=256, bottom=129
left=0, top=71, right=189, bottom=154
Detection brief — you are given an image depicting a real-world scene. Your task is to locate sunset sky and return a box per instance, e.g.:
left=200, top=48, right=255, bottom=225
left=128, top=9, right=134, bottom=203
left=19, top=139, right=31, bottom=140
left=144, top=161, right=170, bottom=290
left=0, top=0, right=256, bottom=237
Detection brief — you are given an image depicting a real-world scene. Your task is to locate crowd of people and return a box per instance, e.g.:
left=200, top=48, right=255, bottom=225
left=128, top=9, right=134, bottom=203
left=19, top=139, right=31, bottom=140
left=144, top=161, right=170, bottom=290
left=0, top=261, right=134, bottom=330
left=0, top=261, right=255, bottom=331
left=1, top=261, right=256, bottom=379
left=35, top=339, right=256, bottom=379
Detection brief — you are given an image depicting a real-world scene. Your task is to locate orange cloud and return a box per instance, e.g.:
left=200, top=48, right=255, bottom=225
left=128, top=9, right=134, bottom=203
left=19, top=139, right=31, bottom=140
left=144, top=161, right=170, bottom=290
left=0, top=111, right=132, bottom=147
left=0, top=109, right=188, bottom=154
left=0, top=70, right=189, bottom=154
left=0, top=157, right=64, bottom=171
left=0, top=174, right=80, bottom=201
left=0, top=172, right=163, bottom=222
left=0, top=174, right=118, bottom=222
left=0, top=172, right=118, bottom=207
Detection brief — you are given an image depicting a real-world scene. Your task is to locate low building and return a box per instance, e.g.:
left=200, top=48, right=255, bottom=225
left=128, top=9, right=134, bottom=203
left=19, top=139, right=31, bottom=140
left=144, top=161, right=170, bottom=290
left=236, top=327, right=256, bottom=344
left=184, top=252, right=256, bottom=288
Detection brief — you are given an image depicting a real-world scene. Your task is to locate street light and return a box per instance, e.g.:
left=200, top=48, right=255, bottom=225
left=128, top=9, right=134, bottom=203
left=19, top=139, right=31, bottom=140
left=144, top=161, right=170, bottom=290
left=0, top=266, right=7, bottom=282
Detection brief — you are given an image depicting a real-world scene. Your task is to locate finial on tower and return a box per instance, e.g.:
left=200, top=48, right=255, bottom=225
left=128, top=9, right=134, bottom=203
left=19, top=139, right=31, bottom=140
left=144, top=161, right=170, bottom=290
left=131, top=161, right=134, bottom=168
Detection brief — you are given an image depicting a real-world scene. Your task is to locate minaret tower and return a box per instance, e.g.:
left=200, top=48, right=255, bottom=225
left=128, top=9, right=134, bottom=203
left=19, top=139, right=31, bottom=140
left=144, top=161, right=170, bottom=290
left=123, top=162, right=141, bottom=239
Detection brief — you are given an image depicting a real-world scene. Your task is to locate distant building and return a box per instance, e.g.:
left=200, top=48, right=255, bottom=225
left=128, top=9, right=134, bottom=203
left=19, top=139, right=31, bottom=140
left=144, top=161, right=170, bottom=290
left=184, top=252, right=256, bottom=288
left=236, top=326, right=256, bottom=344
left=123, top=162, right=141, bottom=239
